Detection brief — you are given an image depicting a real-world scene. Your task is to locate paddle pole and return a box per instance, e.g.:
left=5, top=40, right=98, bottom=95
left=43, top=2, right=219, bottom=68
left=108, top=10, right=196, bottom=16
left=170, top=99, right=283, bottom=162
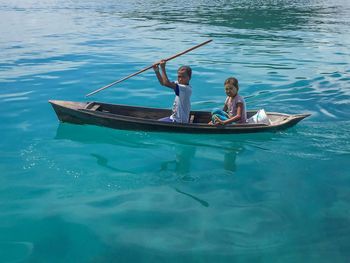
left=85, top=39, right=212, bottom=97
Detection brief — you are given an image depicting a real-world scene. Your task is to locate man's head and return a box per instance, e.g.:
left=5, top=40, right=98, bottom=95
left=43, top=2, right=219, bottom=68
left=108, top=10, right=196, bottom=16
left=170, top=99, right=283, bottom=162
left=177, top=66, right=192, bottom=85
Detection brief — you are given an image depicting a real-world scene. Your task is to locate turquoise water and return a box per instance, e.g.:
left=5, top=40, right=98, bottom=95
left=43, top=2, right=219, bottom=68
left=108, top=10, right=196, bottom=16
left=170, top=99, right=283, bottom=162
left=1, top=0, right=350, bottom=262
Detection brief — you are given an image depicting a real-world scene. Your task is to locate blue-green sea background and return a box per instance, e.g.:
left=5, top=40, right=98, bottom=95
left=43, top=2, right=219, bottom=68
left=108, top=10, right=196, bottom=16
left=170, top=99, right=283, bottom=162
left=1, top=0, right=350, bottom=262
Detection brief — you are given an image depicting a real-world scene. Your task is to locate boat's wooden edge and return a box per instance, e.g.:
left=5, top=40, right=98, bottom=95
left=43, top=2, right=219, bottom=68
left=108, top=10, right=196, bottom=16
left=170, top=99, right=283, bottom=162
left=49, top=100, right=311, bottom=116
left=49, top=100, right=88, bottom=109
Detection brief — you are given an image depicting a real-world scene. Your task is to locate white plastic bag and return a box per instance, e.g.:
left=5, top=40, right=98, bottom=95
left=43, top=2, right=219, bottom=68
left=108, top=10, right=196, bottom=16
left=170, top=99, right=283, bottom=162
left=247, top=109, right=271, bottom=125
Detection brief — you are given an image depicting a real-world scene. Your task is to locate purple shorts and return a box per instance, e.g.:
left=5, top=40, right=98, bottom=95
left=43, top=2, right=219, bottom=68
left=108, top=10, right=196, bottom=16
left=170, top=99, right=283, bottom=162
left=158, top=117, right=175, bottom=122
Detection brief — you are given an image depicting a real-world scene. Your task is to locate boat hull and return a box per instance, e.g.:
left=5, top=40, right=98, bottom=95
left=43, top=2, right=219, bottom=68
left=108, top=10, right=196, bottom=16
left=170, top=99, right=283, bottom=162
left=49, top=100, right=310, bottom=134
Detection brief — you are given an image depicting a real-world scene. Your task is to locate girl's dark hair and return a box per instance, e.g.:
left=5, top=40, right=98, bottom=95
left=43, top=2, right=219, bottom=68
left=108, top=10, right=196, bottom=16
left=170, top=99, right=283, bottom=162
left=178, top=66, right=192, bottom=79
left=224, top=77, right=239, bottom=90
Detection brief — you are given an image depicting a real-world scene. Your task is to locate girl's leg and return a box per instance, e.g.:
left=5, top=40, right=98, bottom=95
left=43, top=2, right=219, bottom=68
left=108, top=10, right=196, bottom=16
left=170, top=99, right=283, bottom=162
left=211, top=108, right=227, bottom=116
left=212, top=114, right=229, bottom=123
left=211, top=108, right=229, bottom=123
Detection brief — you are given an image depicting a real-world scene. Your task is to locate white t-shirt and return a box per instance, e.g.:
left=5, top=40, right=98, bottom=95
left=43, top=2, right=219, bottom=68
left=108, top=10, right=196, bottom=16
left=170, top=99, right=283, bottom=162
left=170, top=82, right=192, bottom=123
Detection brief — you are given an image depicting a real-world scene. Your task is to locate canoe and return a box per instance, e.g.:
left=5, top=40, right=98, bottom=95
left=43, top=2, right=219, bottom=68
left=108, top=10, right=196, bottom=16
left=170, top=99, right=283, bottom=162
left=49, top=100, right=310, bottom=134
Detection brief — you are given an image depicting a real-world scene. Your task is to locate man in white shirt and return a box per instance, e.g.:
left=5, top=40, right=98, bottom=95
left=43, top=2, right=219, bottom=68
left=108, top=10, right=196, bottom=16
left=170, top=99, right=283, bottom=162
left=153, top=60, right=192, bottom=123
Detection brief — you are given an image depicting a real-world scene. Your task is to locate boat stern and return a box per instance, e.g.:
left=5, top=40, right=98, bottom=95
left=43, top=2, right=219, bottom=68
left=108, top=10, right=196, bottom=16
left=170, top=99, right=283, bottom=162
left=49, top=100, right=88, bottom=124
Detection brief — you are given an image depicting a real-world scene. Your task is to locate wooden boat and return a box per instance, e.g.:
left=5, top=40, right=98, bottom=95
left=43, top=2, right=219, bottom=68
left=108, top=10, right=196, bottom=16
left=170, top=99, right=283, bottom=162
left=49, top=100, right=310, bottom=134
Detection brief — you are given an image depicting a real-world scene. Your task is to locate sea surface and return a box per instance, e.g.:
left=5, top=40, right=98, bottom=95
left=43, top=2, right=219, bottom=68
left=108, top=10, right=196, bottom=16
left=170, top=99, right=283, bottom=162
left=1, top=0, right=350, bottom=262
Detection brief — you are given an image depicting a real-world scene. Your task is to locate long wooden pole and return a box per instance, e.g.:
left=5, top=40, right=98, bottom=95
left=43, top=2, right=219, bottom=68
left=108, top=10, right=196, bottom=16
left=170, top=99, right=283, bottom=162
left=85, top=39, right=212, bottom=97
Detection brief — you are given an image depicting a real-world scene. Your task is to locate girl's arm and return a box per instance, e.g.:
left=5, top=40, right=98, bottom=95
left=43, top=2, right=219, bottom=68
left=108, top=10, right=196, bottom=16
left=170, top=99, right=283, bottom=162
left=215, top=103, right=243, bottom=125
left=223, top=103, right=228, bottom=112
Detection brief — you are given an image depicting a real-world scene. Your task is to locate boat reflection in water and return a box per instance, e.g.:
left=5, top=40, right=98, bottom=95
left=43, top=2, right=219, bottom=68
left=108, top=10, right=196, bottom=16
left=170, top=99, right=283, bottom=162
left=54, top=122, right=275, bottom=179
